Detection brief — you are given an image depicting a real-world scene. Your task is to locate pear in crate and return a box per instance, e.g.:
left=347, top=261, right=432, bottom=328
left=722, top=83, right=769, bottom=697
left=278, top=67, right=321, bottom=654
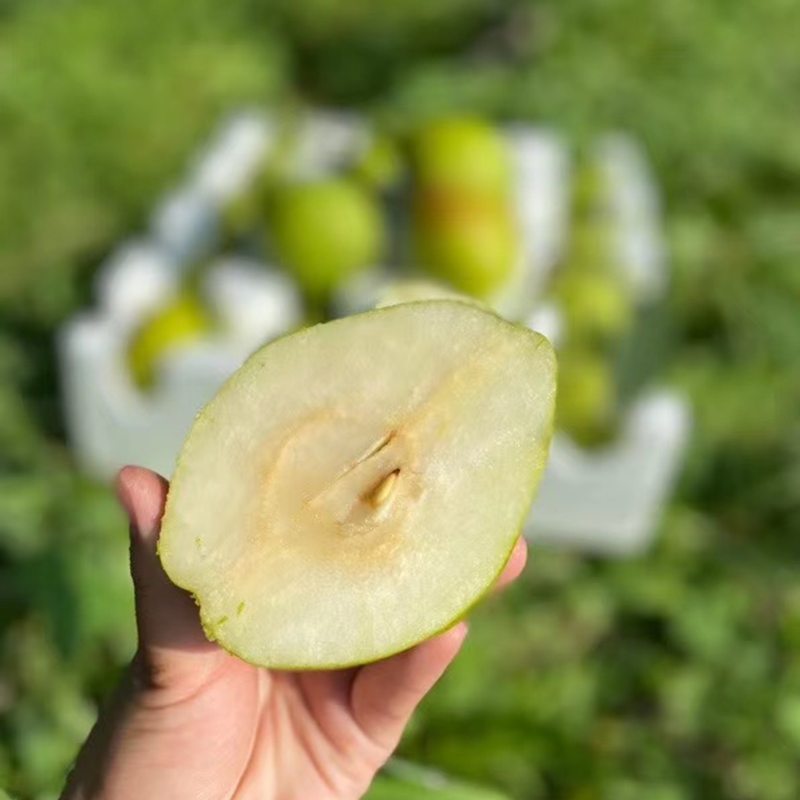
left=159, top=300, right=555, bottom=669
left=269, top=177, right=387, bottom=301
left=555, top=267, right=633, bottom=344
left=556, top=349, right=618, bottom=447
left=570, top=157, right=609, bottom=217
left=352, top=133, right=405, bottom=191
left=410, top=117, right=512, bottom=197
left=127, top=292, right=213, bottom=389
left=414, top=191, right=520, bottom=300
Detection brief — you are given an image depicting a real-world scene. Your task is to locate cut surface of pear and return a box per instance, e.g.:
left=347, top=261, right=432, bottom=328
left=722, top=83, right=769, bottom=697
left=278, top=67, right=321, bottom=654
left=159, top=301, right=556, bottom=669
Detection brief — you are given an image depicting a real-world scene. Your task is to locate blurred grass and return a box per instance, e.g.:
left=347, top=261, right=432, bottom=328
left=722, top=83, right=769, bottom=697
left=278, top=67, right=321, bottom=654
left=1, top=0, right=800, bottom=798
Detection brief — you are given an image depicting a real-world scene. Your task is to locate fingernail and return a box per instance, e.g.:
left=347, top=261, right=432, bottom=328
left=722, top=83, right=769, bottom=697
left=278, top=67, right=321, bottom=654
left=116, top=466, right=160, bottom=543
left=452, top=621, right=469, bottom=644
left=116, top=468, right=139, bottom=528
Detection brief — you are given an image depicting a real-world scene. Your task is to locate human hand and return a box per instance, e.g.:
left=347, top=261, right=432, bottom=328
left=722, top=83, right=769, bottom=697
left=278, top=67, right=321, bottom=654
left=61, top=466, right=527, bottom=800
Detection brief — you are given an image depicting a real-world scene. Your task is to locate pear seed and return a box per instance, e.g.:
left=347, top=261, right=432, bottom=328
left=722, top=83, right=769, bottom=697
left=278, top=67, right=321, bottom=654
left=368, top=469, right=400, bottom=509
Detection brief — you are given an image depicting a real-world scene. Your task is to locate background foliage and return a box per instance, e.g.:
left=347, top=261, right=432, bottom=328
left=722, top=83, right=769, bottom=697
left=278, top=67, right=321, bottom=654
left=1, top=0, right=800, bottom=797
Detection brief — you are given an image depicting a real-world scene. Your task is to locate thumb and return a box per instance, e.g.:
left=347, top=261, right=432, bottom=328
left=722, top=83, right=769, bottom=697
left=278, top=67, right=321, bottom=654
left=117, top=466, right=223, bottom=693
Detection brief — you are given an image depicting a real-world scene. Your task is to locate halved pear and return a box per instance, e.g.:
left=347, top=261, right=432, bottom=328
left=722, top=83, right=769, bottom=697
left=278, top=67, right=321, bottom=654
left=158, top=301, right=556, bottom=669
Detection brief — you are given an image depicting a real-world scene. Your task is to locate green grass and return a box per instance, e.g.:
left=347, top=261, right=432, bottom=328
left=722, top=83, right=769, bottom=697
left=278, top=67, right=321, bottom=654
left=2, top=1, right=800, bottom=798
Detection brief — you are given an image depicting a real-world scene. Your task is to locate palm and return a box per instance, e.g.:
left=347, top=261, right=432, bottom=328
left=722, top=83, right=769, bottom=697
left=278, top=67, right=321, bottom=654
left=62, top=467, right=525, bottom=800
left=134, top=648, right=434, bottom=800
left=128, top=656, right=388, bottom=800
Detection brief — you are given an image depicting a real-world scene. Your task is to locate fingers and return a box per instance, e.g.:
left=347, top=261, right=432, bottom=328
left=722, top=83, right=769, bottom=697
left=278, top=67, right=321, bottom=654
left=117, top=466, right=223, bottom=692
left=349, top=623, right=468, bottom=753
left=493, top=536, right=528, bottom=592
left=348, top=537, right=526, bottom=753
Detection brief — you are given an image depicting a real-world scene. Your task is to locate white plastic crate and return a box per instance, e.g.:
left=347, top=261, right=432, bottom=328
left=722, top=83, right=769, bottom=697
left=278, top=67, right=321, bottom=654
left=525, top=133, right=689, bottom=554
left=58, top=108, right=689, bottom=555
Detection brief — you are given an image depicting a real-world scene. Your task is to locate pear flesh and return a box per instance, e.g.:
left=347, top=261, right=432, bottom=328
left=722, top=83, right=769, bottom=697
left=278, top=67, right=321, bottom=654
left=159, top=301, right=556, bottom=669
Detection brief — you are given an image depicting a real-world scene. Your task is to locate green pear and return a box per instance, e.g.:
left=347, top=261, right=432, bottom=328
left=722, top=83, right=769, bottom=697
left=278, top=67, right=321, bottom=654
left=410, top=117, right=512, bottom=197
left=555, top=268, right=633, bottom=344
left=127, top=292, right=213, bottom=389
left=353, top=133, right=405, bottom=191
left=556, top=349, right=617, bottom=447
left=270, top=177, right=387, bottom=301
left=159, top=301, right=556, bottom=669
left=570, top=158, right=609, bottom=218
left=414, top=192, right=520, bottom=299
